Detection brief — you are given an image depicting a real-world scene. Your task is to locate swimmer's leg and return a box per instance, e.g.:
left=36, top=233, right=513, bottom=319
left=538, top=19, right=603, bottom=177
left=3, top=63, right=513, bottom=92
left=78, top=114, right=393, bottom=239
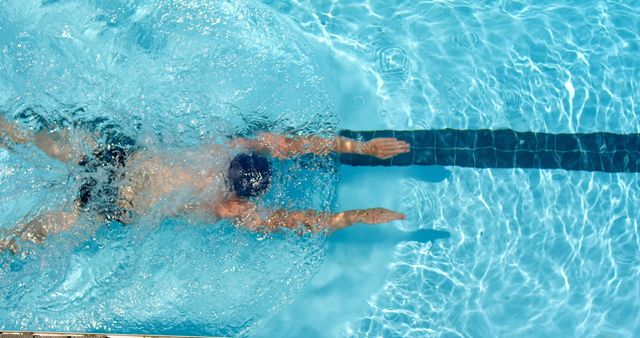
left=1, top=207, right=80, bottom=255
left=32, top=127, right=99, bottom=163
left=1, top=115, right=95, bottom=163
left=15, top=208, right=80, bottom=243
left=0, top=115, right=31, bottom=146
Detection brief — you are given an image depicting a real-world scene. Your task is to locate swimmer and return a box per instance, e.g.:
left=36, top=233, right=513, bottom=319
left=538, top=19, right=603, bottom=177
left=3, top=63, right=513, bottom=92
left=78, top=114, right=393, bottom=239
left=0, top=115, right=409, bottom=253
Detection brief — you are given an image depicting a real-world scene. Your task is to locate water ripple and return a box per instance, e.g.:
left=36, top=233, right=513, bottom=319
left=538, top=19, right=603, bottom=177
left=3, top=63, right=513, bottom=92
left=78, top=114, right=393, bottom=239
left=453, top=31, right=481, bottom=49
left=399, top=179, right=437, bottom=231
left=353, top=168, right=640, bottom=337
left=377, top=46, right=408, bottom=76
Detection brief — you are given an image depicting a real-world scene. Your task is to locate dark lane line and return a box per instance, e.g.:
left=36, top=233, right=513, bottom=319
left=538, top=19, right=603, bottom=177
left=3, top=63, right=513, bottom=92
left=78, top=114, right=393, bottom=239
left=338, top=129, right=640, bottom=173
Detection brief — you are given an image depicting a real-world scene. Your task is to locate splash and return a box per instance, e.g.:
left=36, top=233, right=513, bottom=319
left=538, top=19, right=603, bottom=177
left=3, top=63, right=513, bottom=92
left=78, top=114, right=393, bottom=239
left=0, top=0, right=337, bottom=336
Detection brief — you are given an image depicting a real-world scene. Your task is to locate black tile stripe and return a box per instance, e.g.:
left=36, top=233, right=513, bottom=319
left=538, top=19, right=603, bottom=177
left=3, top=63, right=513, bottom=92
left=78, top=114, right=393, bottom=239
left=339, top=129, right=640, bottom=173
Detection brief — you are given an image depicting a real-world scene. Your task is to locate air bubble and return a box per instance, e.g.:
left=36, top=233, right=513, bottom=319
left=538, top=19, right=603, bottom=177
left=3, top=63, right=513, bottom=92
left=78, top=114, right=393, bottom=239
left=502, top=89, right=522, bottom=109
left=378, top=46, right=408, bottom=75
left=353, top=95, right=366, bottom=108
left=454, top=31, right=480, bottom=49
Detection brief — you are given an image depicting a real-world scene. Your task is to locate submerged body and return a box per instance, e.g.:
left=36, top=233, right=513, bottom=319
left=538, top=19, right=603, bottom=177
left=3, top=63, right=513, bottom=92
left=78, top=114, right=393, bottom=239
left=0, top=116, right=410, bottom=253
left=118, top=147, right=232, bottom=220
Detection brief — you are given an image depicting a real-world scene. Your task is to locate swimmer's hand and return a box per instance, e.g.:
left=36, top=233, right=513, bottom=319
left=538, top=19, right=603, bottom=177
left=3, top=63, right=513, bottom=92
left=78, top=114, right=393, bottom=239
left=359, top=138, right=410, bottom=160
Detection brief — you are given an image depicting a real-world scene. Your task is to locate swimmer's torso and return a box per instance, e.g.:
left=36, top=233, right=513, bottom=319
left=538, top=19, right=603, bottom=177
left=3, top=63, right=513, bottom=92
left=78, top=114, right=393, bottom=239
left=118, top=146, right=232, bottom=218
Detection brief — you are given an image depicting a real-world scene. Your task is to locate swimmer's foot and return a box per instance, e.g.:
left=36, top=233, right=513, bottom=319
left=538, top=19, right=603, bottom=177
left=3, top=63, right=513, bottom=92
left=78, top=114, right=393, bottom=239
left=0, top=239, right=20, bottom=255
left=0, top=239, right=19, bottom=255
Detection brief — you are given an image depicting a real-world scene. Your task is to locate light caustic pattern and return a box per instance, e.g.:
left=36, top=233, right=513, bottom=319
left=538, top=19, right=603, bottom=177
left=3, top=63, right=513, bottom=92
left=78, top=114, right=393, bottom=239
left=266, top=0, right=639, bottom=133
left=0, top=0, right=337, bottom=336
left=262, top=1, right=640, bottom=337
left=352, top=171, right=640, bottom=337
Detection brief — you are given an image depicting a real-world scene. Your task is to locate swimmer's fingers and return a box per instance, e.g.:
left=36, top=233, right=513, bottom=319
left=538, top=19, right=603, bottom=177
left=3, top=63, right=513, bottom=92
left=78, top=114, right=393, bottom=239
left=362, top=138, right=410, bottom=159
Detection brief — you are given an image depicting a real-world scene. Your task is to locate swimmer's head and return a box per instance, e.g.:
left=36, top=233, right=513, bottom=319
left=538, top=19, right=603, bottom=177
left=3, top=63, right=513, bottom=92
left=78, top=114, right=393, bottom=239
left=228, top=152, right=272, bottom=198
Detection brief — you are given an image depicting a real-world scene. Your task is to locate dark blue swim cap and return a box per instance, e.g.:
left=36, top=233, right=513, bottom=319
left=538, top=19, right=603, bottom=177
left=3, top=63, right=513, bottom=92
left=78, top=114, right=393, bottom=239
left=228, top=152, right=272, bottom=198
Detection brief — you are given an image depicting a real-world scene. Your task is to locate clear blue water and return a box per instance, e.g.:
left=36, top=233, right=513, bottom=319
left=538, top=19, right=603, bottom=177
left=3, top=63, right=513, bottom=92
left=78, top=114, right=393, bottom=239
left=1, top=0, right=640, bottom=337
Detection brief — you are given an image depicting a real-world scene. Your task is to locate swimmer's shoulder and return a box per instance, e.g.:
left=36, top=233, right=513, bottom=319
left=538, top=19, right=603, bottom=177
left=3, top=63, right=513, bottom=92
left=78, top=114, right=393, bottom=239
left=125, top=144, right=233, bottom=173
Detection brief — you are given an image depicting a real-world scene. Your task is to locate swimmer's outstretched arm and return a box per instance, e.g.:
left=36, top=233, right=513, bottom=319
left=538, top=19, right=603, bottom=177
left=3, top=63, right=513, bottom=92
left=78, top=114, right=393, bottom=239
left=230, top=132, right=410, bottom=160
left=215, top=198, right=406, bottom=232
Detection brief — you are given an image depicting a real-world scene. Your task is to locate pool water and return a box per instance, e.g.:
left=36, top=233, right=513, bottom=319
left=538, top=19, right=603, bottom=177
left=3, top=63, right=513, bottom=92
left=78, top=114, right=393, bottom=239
left=1, top=1, right=335, bottom=336
left=2, top=0, right=640, bottom=337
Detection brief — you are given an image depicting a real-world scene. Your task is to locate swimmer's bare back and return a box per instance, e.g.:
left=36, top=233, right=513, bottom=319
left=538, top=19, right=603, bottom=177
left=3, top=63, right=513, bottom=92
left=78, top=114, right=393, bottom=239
left=117, top=147, right=232, bottom=218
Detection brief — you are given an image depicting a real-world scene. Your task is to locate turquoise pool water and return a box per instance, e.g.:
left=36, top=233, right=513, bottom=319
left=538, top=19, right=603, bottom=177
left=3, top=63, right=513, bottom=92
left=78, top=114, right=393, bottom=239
left=1, top=0, right=640, bottom=337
